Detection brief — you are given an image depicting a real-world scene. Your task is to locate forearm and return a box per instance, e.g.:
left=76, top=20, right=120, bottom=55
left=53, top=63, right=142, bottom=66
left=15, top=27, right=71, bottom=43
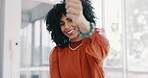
left=78, top=16, right=91, bottom=34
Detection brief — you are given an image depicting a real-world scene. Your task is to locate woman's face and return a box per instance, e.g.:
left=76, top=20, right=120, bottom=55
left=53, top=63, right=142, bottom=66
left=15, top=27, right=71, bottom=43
left=60, top=15, right=82, bottom=42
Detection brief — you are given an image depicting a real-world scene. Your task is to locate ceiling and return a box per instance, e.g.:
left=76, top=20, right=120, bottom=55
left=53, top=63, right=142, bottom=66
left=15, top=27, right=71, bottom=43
left=22, top=0, right=41, bottom=12
left=22, top=0, right=61, bottom=13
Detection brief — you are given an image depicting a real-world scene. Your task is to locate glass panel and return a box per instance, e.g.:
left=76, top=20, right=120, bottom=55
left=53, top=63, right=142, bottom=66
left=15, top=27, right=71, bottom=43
left=20, top=24, right=32, bottom=67
left=92, top=0, right=102, bottom=28
left=34, top=20, right=41, bottom=48
left=41, top=20, right=55, bottom=66
left=105, top=70, right=122, bottom=78
left=104, top=0, right=122, bottom=67
left=128, top=73, right=148, bottom=78
left=32, top=20, right=41, bottom=66
left=126, top=0, right=148, bottom=72
left=20, top=71, right=49, bottom=78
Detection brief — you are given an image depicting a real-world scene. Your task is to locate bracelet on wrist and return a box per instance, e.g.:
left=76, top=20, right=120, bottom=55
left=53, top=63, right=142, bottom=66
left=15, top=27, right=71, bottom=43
left=79, top=22, right=95, bottom=38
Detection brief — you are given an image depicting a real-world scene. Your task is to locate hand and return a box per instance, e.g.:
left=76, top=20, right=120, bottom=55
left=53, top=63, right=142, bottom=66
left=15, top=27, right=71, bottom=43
left=65, top=0, right=86, bottom=25
left=65, top=0, right=91, bottom=34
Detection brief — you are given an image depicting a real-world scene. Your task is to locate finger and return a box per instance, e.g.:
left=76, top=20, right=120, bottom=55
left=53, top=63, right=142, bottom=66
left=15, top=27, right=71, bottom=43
left=65, top=0, right=81, bottom=5
left=66, top=1, right=82, bottom=10
left=66, top=13, right=77, bottom=21
left=66, top=7, right=80, bottom=15
left=65, top=0, right=82, bottom=9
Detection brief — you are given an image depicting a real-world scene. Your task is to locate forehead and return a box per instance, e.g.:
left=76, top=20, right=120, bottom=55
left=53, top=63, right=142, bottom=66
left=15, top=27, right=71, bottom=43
left=60, top=14, right=67, bottom=21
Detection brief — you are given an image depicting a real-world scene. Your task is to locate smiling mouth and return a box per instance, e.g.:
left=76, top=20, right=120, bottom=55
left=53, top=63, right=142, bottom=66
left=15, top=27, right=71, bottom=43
left=66, top=29, right=74, bottom=35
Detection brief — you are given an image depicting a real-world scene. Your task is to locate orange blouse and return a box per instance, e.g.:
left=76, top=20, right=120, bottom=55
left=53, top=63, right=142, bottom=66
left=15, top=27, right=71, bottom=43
left=49, top=28, right=110, bottom=78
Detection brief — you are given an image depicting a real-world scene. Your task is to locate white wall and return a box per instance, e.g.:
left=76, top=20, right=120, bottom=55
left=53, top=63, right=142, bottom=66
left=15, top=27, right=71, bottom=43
left=0, top=0, right=4, bottom=77
left=1, top=0, right=21, bottom=78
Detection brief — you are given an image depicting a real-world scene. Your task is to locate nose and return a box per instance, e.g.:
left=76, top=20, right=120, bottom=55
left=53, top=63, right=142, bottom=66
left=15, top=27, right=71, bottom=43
left=64, top=22, right=70, bottom=29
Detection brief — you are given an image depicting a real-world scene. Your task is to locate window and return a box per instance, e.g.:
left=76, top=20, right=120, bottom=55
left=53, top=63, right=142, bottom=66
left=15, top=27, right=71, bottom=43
left=20, top=19, right=55, bottom=78
left=126, top=0, right=148, bottom=78
left=101, top=0, right=148, bottom=78
left=41, top=20, right=55, bottom=66
left=32, top=20, right=41, bottom=66
left=20, top=23, right=32, bottom=67
left=93, top=0, right=148, bottom=78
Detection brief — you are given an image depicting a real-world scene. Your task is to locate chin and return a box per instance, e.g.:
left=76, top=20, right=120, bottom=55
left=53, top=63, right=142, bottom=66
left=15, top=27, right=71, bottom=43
left=68, top=34, right=80, bottom=41
left=68, top=36, right=76, bottom=40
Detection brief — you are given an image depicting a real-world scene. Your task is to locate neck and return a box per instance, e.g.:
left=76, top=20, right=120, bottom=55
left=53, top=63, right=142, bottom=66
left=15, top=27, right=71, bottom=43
left=70, top=35, right=82, bottom=42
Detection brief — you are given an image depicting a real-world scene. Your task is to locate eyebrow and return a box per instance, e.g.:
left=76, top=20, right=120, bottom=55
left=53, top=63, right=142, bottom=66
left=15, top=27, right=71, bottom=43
left=60, top=17, right=71, bottom=23
left=60, top=20, right=64, bottom=23
left=66, top=18, right=71, bottom=21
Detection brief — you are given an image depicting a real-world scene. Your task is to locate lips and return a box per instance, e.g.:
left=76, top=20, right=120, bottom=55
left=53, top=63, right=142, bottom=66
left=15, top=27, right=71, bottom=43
left=66, top=29, right=74, bottom=35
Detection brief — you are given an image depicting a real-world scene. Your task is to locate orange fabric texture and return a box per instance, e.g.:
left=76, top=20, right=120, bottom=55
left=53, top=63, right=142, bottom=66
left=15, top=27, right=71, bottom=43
left=49, top=28, right=110, bottom=78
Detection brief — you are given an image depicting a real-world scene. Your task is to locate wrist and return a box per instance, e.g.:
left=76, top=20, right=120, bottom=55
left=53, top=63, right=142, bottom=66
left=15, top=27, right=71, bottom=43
left=78, top=17, right=90, bottom=34
left=79, top=22, right=95, bottom=38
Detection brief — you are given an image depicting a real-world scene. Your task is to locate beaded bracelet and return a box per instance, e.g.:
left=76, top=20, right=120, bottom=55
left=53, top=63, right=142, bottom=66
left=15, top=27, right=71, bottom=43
left=79, top=22, right=95, bottom=38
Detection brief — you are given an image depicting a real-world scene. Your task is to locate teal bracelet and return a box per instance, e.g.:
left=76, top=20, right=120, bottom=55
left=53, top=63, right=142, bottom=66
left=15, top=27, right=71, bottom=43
left=79, top=22, right=95, bottom=38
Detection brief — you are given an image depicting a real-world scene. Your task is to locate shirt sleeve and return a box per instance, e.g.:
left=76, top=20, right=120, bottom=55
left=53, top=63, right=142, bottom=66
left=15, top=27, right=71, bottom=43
left=85, top=28, right=110, bottom=62
left=49, top=47, right=61, bottom=78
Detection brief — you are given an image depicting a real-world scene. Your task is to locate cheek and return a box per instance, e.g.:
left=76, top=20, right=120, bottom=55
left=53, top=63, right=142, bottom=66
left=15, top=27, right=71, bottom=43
left=60, top=26, right=64, bottom=33
left=75, top=26, right=79, bottom=31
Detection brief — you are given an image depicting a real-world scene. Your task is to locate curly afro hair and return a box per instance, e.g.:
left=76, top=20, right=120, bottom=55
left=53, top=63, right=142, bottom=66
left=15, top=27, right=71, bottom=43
left=45, top=0, right=96, bottom=48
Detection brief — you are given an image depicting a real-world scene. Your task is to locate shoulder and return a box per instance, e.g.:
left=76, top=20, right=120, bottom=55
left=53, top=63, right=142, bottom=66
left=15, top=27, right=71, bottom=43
left=49, top=46, right=60, bottom=64
left=49, top=46, right=59, bottom=57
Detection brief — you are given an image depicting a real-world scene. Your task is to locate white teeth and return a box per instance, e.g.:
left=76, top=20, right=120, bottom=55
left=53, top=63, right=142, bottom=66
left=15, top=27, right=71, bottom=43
left=67, top=29, right=74, bottom=34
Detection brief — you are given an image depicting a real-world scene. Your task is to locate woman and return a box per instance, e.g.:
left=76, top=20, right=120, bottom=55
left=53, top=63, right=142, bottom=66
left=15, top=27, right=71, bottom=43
left=45, top=0, right=110, bottom=78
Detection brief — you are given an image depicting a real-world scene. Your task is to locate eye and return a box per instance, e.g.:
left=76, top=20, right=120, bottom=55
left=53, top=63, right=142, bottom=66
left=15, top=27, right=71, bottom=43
left=60, top=22, right=64, bottom=26
left=67, top=18, right=72, bottom=23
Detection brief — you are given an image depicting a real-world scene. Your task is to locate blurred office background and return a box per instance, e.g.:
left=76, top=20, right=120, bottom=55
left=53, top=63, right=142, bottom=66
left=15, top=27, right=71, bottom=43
left=0, top=0, right=148, bottom=78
